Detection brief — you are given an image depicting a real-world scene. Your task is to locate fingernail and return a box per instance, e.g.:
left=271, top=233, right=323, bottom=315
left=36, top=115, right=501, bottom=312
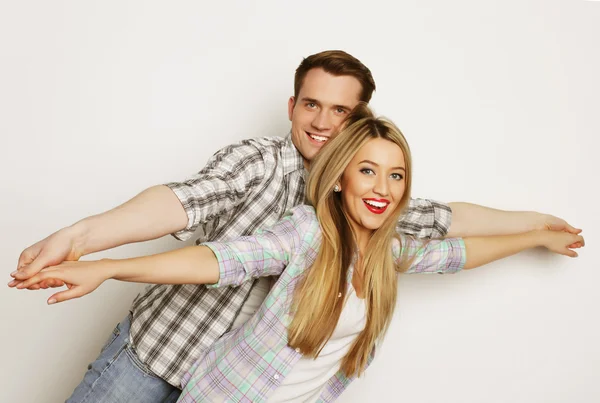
left=16, top=283, right=24, bottom=289
left=10, top=271, right=17, bottom=276
left=48, top=299, right=56, bottom=305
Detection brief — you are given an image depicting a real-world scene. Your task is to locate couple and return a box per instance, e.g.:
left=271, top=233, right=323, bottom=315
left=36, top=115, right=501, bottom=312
left=10, top=50, right=583, bottom=402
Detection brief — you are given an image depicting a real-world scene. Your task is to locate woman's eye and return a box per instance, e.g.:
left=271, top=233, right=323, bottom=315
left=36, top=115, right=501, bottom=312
left=390, top=173, right=404, bottom=180
left=360, top=168, right=374, bottom=175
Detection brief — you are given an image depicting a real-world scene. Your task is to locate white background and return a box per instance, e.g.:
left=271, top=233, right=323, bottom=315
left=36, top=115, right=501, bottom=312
left=1, top=1, right=598, bottom=402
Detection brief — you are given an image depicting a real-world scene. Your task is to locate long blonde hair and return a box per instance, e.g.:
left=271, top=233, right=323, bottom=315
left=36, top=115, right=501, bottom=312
left=288, top=103, right=414, bottom=377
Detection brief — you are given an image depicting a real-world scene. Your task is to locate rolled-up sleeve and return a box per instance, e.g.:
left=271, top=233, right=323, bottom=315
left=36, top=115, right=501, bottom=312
left=397, top=198, right=452, bottom=239
left=202, top=205, right=315, bottom=288
left=165, top=141, right=267, bottom=241
left=395, top=235, right=466, bottom=274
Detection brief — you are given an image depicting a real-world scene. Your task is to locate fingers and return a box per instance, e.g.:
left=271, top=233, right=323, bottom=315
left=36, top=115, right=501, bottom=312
left=39, top=278, right=66, bottom=288
left=48, top=287, right=84, bottom=304
left=15, top=270, right=62, bottom=290
left=573, top=234, right=585, bottom=247
left=12, top=256, right=51, bottom=280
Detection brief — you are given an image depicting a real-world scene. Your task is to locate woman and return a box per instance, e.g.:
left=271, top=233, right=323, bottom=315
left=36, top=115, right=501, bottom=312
left=16, top=105, right=584, bottom=402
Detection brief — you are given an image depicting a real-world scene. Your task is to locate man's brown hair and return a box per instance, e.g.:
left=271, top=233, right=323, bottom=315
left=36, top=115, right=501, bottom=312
left=294, top=50, right=376, bottom=103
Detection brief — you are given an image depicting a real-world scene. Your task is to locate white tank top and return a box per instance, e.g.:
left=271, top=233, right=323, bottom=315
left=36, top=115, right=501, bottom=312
left=268, top=288, right=367, bottom=402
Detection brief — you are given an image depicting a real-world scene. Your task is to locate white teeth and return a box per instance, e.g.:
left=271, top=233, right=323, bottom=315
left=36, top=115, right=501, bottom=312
left=364, top=200, right=387, bottom=208
left=308, top=133, right=328, bottom=142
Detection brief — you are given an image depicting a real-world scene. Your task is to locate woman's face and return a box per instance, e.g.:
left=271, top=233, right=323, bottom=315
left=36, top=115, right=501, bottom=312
left=339, top=138, right=407, bottom=245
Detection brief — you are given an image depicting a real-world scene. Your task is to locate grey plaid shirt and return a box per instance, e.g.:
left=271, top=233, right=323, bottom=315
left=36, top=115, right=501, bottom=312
left=129, top=135, right=452, bottom=387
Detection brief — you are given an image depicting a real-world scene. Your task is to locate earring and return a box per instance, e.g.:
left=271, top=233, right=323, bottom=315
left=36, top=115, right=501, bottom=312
left=333, top=184, right=341, bottom=192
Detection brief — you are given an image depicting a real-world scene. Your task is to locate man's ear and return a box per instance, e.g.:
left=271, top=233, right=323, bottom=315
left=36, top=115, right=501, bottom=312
left=288, top=96, right=296, bottom=121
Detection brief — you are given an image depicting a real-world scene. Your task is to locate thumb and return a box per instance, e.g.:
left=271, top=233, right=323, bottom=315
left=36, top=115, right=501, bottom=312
left=563, top=249, right=579, bottom=258
left=47, top=286, right=85, bottom=305
left=14, top=253, right=56, bottom=280
left=564, top=224, right=582, bottom=235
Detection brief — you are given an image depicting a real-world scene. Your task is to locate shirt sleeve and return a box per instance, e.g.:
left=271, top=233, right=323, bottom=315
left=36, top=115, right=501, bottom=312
left=165, top=140, right=267, bottom=241
left=394, top=234, right=466, bottom=274
left=396, top=198, right=452, bottom=239
left=202, top=205, right=316, bottom=288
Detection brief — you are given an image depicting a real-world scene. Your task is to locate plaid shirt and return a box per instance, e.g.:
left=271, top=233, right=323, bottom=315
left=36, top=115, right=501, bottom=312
left=177, top=205, right=466, bottom=402
left=130, top=135, right=453, bottom=387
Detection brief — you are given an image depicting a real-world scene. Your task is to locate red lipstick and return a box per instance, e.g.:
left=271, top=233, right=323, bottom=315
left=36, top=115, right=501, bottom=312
left=362, top=198, right=390, bottom=215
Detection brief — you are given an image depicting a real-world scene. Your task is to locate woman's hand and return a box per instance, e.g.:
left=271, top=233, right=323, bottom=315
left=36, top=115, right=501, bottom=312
left=536, top=230, right=585, bottom=257
left=14, top=259, right=115, bottom=304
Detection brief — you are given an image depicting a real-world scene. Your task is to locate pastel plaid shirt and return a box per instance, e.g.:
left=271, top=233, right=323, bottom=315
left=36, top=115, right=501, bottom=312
left=130, top=135, right=453, bottom=387
left=177, top=205, right=466, bottom=402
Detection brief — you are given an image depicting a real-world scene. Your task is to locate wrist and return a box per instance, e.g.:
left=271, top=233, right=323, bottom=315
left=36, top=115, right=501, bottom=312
left=525, top=229, right=546, bottom=248
left=100, top=258, right=119, bottom=280
left=67, top=219, right=93, bottom=256
left=528, top=212, right=549, bottom=232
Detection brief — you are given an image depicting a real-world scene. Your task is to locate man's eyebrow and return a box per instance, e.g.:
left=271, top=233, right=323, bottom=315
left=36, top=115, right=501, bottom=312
left=300, top=97, right=321, bottom=105
left=359, top=160, right=406, bottom=171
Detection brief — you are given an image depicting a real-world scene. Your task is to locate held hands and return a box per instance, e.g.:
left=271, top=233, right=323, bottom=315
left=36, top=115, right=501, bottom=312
left=536, top=213, right=582, bottom=246
left=12, top=259, right=115, bottom=304
left=537, top=229, right=585, bottom=257
left=8, top=226, right=85, bottom=290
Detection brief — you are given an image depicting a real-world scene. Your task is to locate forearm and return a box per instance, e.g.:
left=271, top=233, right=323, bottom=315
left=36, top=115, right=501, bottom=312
left=447, top=202, right=540, bottom=237
left=108, top=245, right=220, bottom=285
left=69, top=185, right=189, bottom=255
left=463, top=231, right=542, bottom=269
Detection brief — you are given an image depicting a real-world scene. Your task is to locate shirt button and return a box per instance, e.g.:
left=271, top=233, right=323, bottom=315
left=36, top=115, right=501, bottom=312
left=295, top=347, right=301, bottom=353
left=274, top=374, right=280, bottom=380
left=338, top=292, right=342, bottom=298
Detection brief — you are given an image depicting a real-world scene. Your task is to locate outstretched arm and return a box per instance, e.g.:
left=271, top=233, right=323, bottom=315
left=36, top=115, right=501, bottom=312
left=463, top=229, right=583, bottom=269
left=14, top=245, right=220, bottom=304
left=9, top=185, right=189, bottom=288
left=402, top=229, right=584, bottom=274
left=11, top=140, right=269, bottom=288
left=13, top=205, right=314, bottom=304
left=446, top=202, right=581, bottom=238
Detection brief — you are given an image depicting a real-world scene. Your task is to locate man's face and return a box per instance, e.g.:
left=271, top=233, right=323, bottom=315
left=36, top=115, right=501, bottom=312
left=288, top=68, right=363, bottom=167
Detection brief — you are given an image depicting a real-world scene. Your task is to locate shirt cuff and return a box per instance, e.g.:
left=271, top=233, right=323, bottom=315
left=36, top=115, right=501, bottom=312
left=165, top=182, right=197, bottom=241
left=202, top=242, right=240, bottom=288
left=442, top=238, right=466, bottom=273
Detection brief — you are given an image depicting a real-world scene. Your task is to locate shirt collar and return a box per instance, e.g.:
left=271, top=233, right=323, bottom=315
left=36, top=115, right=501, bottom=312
left=282, top=133, right=306, bottom=177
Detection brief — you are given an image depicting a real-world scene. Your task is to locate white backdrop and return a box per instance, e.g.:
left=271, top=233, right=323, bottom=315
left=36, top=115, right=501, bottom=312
left=1, top=1, right=598, bottom=402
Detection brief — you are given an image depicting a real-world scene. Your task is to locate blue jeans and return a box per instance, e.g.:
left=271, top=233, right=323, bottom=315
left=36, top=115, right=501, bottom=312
left=66, top=314, right=180, bottom=403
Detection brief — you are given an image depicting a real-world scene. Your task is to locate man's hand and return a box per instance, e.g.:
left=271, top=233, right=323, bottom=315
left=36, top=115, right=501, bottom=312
left=14, top=259, right=114, bottom=304
left=8, top=227, right=85, bottom=289
left=537, top=213, right=581, bottom=233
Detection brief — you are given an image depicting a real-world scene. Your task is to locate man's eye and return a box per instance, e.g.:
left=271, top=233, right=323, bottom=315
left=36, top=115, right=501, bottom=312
left=307, top=102, right=316, bottom=108
left=336, top=108, right=347, bottom=114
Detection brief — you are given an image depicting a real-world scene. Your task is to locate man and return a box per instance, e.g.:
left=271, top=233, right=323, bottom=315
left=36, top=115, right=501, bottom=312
left=9, top=50, right=580, bottom=403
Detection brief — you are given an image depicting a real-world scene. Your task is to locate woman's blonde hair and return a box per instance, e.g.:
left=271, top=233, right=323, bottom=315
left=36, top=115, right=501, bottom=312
left=288, top=103, right=413, bottom=377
